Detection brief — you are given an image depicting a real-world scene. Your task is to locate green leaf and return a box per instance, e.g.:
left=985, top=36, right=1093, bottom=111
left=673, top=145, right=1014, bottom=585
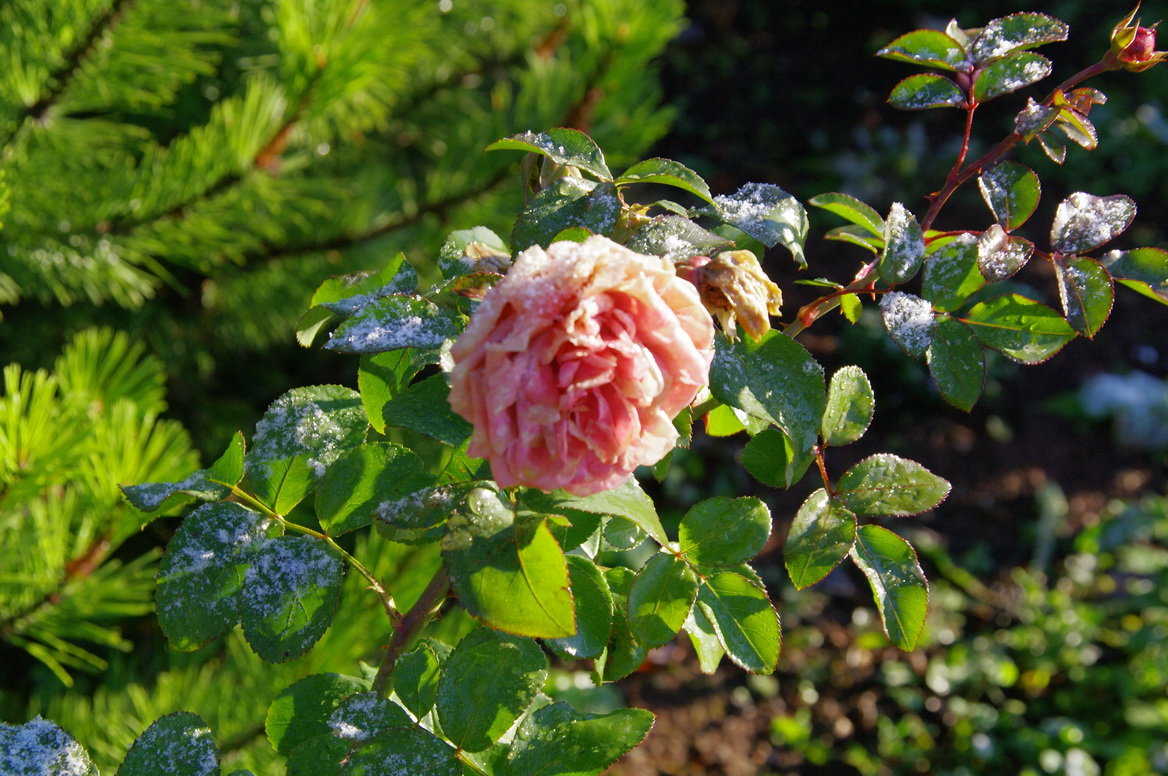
left=381, top=374, right=472, bottom=446
left=850, top=525, right=929, bottom=650
left=741, top=427, right=814, bottom=487
left=1051, top=192, right=1136, bottom=254
left=820, top=365, right=875, bottom=446
left=438, top=226, right=509, bottom=279
left=616, top=158, right=714, bottom=204
left=876, top=29, right=969, bottom=71
left=1056, top=256, right=1114, bottom=338
left=683, top=605, right=725, bottom=674
left=785, top=489, right=857, bottom=590
left=285, top=738, right=346, bottom=776
left=0, top=718, right=98, bottom=776
left=696, top=571, right=780, bottom=673
left=240, top=536, right=344, bottom=663
left=879, top=203, right=925, bottom=285
left=504, top=702, right=655, bottom=776
left=486, top=128, right=612, bottom=181
left=1015, top=98, right=1059, bottom=141
left=840, top=293, right=863, bottom=323
left=547, top=556, right=612, bottom=659
left=437, top=628, right=548, bottom=752
left=357, top=349, right=439, bottom=434
left=888, top=73, right=965, bottom=110
left=392, top=641, right=444, bottom=719
left=964, top=294, right=1076, bottom=363
left=442, top=489, right=575, bottom=638
left=978, top=161, right=1040, bottom=231
left=977, top=225, right=1034, bottom=282
left=625, top=215, right=730, bottom=262
left=324, top=296, right=463, bottom=354
left=512, top=178, right=620, bottom=251
left=1038, top=132, right=1067, bottom=165
left=297, top=258, right=418, bottom=346
left=626, top=553, right=698, bottom=647
left=117, top=712, right=218, bottom=776
left=922, top=235, right=985, bottom=312
left=524, top=478, right=669, bottom=547
left=710, top=330, right=826, bottom=454
left=970, top=13, right=1068, bottom=64
left=972, top=52, right=1051, bottom=101
left=342, top=728, right=463, bottom=775
left=315, top=443, right=433, bottom=537
left=879, top=291, right=935, bottom=358
left=808, top=193, right=884, bottom=237
left=266, top=673, right=368, bottom=755
left=327, top=693, right=414, bottom=745
left=711, top=183, right=808, bottom=265
left=927, top=317, right=986, bottom=411
left=836, top=454, right=950, bottom=517
left=596, top=567, right=648, bottom=682
left=1102, top=247, right=1168, bottom=304
left=823, top=224, right=881, bottom=253
left=248, top=454, right=312, bottom=514
left=245, top=386, right=367, bottom=483
left=156, top=503, right=271, bottom=650
left=122, top=431, right=245, bottom=514
left=678, top=496, right=772, bottom=567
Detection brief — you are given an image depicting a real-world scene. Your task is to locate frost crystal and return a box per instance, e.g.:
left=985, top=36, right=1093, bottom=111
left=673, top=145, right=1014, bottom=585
left=241, top=539, right=341, bottom=619
left=1051, top=192, right=1136, bottom=254
left=880, top=292, right=936, bottom=357
left=0, top=718, right=95, bottom=776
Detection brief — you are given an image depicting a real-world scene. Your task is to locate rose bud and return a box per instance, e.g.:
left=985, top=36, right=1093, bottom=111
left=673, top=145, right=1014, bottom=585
left=677, top=249, right=783, bottom=341
left=449, top=235, right=714, bottom=496
left=1109, top=5, right=1168, bottom=71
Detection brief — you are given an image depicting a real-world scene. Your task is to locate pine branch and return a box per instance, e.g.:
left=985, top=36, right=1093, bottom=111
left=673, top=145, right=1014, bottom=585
left=25, top=0, right=137, bottom=123
left=238, top=171, right=511, bottom=266
left=0, top=534, right=112, bottom=639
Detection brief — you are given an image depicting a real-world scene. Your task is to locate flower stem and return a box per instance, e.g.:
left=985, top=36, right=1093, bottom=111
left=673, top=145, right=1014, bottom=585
left=371, top=566, right=451, bottom=695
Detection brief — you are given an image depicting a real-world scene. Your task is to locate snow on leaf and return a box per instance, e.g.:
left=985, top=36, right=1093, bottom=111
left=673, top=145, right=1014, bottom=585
left=246, top=386, right=365, bottom=481
left=0, top=718, right=96, bottom=776
left=879, top=203, right=925, bottom=285
left=711, top=183, right=808, bottom=264
left=970, top=13, right=1068, bottom=63
left=880, top=291, right=936, bottom=358
left=325, top=296, right=462, bottom=354
left=1050, top=192, right=1136, bottom=254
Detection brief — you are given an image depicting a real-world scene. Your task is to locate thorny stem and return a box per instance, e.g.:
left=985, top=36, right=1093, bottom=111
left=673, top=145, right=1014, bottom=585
left=787, top=58, right=1120, bottom=338
left=814, top=446, right=833, bottom=495
left=372, top=567, right=451, bottom=695
left=920, top=59, right=1115, bottom=232
left=228, top=485, right=401, bottom=625
left=782, top=261, right=880, bottom=338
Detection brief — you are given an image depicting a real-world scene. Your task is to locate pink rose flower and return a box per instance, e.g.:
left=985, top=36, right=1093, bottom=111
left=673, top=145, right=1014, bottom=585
left=449, top=235, right=715, bottom=496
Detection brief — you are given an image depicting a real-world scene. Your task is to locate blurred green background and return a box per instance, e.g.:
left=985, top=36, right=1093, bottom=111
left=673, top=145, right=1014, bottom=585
left=2, top=0, right=1167, bottom=774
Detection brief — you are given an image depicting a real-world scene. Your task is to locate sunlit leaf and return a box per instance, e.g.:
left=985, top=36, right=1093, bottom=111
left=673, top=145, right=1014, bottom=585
left=850, top=525, right=929, bottom=650
left=785, top=489, right=856, bottom=590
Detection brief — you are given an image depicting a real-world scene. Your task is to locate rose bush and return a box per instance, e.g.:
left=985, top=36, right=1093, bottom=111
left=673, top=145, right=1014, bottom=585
left=448, top=234, right=715, bottom=495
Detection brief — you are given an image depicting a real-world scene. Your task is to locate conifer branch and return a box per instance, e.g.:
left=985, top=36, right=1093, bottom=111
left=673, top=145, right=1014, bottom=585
left=26, top=0, right=137, bottom=123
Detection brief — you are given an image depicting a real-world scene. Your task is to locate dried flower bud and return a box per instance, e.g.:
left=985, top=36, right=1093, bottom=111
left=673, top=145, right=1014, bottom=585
left=678, top=250, right=783, bottom=341
left=1109, top=5, right=1168, bottom=71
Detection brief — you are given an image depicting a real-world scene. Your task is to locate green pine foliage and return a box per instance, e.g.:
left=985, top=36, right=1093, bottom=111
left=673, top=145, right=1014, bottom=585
left=0, top=328, right=198, bottom=686
left=0, top=0, right=681, bottom=356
